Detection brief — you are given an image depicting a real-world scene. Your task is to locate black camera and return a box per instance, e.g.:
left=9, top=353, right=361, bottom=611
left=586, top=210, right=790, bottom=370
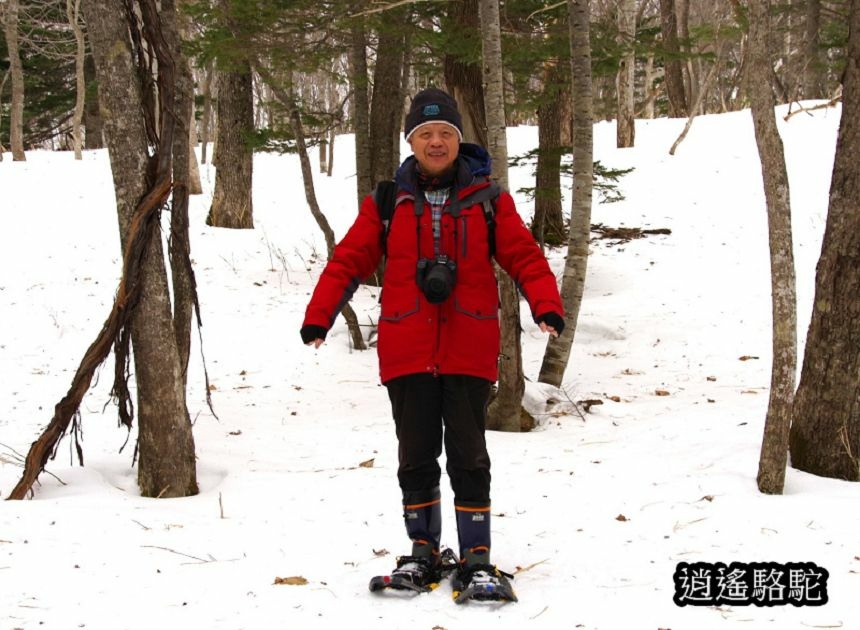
left=416, top=255, right=457, bottom=303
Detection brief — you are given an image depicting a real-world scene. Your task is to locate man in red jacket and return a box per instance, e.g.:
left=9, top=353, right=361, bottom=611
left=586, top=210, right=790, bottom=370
left=301, top=88, right=564, bottom=602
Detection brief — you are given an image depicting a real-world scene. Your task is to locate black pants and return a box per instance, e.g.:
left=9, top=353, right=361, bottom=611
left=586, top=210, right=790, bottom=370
left=385, top=373, right=492, bottom=505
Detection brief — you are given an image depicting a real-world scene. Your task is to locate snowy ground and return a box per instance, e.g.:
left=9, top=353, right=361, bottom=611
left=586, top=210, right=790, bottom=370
left=1, top=102, right=858, bottom=630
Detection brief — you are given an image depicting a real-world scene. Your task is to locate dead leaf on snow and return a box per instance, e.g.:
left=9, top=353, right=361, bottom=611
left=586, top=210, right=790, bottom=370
left=706, top=376, right=717, bottom=382
left=655, top=389, right=671, bottom=396
left=359, top=458, right=375, bottom=468
left=738, top=355, right=760, bottom=361
left=606, top=395, right=621, bottom=403
left=741, top=390, right=759, bottom=394
left=274, top=576, right=308, bottom=586
left=372, top=548, right=389, bottom=557
left=616, top=514, right=629, bottom=522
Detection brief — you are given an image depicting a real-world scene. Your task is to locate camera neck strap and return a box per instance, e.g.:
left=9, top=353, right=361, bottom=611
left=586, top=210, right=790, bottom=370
left=415, top=187, right=459, bottom=259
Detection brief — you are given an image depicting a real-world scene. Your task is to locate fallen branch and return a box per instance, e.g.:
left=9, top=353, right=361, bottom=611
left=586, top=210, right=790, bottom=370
left=591, top=223, right=671, bottom=243
left=141, top=545, right=214, bottom=564
left=783, top=92, right=842, bottom=121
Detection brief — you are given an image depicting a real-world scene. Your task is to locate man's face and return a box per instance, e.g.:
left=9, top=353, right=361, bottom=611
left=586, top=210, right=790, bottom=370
left=408, top=123, right=460, bottom=177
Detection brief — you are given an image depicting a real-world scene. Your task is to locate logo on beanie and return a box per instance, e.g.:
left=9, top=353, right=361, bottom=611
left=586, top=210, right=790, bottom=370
left=423, top=104, right=441, bottom=117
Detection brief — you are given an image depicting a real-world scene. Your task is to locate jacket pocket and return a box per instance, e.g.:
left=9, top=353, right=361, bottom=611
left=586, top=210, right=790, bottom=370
left=454, top=294, right=498, bottom=320
left=380, top=296, right=421, bottom=322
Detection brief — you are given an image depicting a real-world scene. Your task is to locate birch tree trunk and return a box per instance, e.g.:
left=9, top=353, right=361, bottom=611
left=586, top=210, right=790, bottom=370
left=616, top=0, right=636, bottom=148
left=200, top=60, right=214, bottom=164
left=4, top=0, right=26, bottom=161
left=81, top=0, right=197, bottom=498
left=187, top=120, right=202, bottom=195
left=478, top=0, right=524, bottom=432
left=790, top=0, right=860, bottom=482
left=539, top=0, right=594, bottom=387
left=748, top=0, right=797, bottom=495
left=67, top=0, right=86, bottom=160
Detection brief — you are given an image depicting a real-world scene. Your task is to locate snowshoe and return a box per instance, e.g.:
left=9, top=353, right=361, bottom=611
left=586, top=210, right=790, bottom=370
left=452, top=563, right=518, bottom=604
left=369, top=547, right=459, bottom=594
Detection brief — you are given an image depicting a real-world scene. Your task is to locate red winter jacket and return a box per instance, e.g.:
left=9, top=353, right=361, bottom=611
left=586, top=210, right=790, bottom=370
left=302, top=144, right=563, bottom=384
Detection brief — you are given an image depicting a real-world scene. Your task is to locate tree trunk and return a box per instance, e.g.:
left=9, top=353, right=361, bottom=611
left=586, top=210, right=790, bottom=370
left=660, top=0, right=688, bottom=117
left=327, top=127, right=335, bottom=177
left=790, top=0, right=860, bottom=482
left=208, top=64, right=254, bottom=229
left=83, top=54, right=104, bottom=149
left=319, top=137, right=328, bottom=173
left=444, top=0, right=487, bottom=146
left=539, top=0, right=594, bottom=387
left=804, top=0, right=825, bottom=99
left=349, top=13, right=372, bottom=207
left=174, top=0, right=202, bottom=196
left=4, top=0, right=26, bottom=160
left=81, top=0, right=197, bottom=498
left=369, top=14, right=407, bottom=187
left=747, top=0, right=797, bottom=495
left=533, top=60, right=567, bottom=248
left=677, top=0, right=693, bottom=107
left=67, top=0, right=86, bottom=160
left=478, top=0, right=523, bottom=433
left=187, top=120, right=202, bottom=195
left=616, top=0, right=636, bottom=148
left=366, top=13, right=408, bottom=287
left=163, top=0, right=195, bottom=385
left=200, top=60, right=214, bottom=164
left=0, top=70, right=7, bottom=159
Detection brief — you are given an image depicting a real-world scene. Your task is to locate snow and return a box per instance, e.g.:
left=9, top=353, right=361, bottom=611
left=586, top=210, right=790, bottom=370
left=1, top=102, right=857, bottom=630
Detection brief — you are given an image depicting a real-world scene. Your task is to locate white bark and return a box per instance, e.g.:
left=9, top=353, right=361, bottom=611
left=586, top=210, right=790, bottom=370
left=748, top=0, right=797, bottom=494
left=4, top=0, right=26, bottom=161
left=616, top=0, right=636, bottom=147
left=479, top=0, right=523, bottom=432
left=67, top=0, right=86, bottom=160
left=538, top=0, right=594, bottom=387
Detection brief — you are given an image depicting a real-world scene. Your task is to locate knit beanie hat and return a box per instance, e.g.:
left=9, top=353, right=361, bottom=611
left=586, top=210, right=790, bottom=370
left=404, top=88, right=464, bottom=141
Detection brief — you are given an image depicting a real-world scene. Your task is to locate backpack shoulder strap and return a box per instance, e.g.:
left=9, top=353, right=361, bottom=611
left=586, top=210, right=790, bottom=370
left=373, top=180, right=398, bottom=255
left=482, top=197, right=497, bottom=258
left=461, top=182, right=501, bottom=259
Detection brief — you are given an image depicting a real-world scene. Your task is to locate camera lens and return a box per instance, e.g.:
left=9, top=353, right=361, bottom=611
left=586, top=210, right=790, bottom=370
left=416, top=257, right=456, bottom=303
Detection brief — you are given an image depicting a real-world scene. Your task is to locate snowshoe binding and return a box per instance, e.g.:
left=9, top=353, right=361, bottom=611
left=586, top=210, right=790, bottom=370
left=369, top=547, right=459, bottom=594
left=452, top=563, right=518, bottom=604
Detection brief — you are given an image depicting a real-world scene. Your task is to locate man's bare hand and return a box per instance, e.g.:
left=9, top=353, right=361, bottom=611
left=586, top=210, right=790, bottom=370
left=538, top=322, right=559, bottom=338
